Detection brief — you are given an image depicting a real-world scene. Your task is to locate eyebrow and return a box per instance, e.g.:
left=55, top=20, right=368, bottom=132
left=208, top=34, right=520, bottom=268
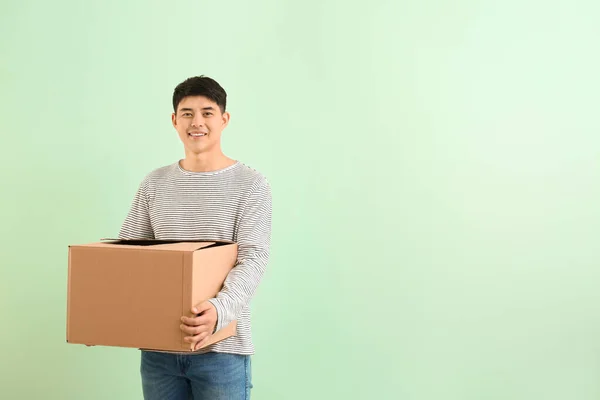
left=179, top=107, right=216, bottom=113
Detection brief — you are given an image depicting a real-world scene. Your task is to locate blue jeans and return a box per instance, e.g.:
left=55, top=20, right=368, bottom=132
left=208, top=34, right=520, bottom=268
left=140, top=351, right=252, bottom=400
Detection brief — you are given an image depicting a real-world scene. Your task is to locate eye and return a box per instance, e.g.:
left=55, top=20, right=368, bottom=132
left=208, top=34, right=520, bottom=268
left=204, top=113, right=213, bottom=117
left=182, top=113, right=192, bottom=117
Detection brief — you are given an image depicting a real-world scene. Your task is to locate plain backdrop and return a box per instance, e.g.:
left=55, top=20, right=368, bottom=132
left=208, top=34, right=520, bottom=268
left=1, top=0, right=599, bottom=399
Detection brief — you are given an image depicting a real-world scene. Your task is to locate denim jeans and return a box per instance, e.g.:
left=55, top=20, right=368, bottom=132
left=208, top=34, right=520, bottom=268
left=140, top=350, right=252, bottom=400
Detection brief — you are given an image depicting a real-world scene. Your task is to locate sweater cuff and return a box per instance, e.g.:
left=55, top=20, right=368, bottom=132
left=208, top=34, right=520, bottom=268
left=207, top=298, right=227, bottom=333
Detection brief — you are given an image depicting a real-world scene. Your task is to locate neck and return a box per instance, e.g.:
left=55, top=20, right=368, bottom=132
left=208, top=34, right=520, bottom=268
left=180, top=150, right=236, bottom=172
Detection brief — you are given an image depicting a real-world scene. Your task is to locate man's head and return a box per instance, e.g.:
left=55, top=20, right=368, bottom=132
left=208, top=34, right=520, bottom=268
left=171, top=76, right=230, bottom=156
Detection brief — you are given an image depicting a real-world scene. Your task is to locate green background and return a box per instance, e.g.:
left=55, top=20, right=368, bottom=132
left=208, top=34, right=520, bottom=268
left=1, top=0, right=599, bottom=399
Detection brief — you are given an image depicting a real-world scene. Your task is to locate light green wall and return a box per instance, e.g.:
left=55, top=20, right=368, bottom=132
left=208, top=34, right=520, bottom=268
left=1, top=1, right=599, bottom=399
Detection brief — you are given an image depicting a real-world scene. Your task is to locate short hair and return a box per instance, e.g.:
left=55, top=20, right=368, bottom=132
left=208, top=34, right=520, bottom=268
left=172, top=75, right=227, bottom=114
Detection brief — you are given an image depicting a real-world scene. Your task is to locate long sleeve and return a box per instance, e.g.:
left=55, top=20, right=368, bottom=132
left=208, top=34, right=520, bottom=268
left=208, top=178, right=272, bottom=332
left=118, top=177, right=154, bottom=240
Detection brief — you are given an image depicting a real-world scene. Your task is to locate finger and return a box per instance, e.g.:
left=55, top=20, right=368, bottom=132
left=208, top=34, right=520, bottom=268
left=181, top=314, right=210, bottom=326
left=194, top=335, right=211, bottom=351
left=192, top=301, right=212, bottom=315
left=183, top=328, right=211, bottom=340
left=185, top=331, right=210, bottom=345
left=180, top=323, right=211, bottom=335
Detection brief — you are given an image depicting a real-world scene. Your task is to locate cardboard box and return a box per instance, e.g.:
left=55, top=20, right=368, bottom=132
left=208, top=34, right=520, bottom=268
left=67, top=239, right=238, bottom=352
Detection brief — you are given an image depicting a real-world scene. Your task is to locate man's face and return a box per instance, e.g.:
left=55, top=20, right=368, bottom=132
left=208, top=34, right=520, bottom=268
left=172, top=96, right=229, bottom=155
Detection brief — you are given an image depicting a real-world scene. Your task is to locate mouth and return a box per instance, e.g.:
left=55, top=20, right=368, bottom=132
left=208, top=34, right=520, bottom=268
left=188, top=132, right=207, bottom=138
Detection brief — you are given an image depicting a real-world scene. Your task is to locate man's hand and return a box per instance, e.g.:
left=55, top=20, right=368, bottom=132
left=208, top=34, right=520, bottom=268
left=180, top=301, right=217, bottom=351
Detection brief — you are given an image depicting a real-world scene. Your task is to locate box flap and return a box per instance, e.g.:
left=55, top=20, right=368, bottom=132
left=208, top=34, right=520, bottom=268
left=100, top=238, right=234, bottom=245
left=69, top=238, right=235, bottom=252
left=150, top=242, right=215, bottom=251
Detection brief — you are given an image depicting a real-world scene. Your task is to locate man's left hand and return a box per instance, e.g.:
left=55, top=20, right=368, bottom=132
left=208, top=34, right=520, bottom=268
left=180, top=301, right=217, bottom=351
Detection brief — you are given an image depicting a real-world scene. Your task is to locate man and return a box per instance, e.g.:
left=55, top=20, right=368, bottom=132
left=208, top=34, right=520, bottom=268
left=118, top=75, right=272, bottom=399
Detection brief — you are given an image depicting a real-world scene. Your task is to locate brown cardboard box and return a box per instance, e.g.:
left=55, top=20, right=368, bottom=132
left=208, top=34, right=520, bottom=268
left=67, top=239, right=238, bottom=352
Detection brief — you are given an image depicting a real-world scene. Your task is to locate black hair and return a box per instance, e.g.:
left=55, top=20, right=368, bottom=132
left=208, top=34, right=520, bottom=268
left=172, top=75, right=227, bottom=114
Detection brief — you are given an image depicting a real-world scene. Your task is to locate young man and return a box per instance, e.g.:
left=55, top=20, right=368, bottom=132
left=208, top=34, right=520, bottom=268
left=118, top=76, right=272, bottom=399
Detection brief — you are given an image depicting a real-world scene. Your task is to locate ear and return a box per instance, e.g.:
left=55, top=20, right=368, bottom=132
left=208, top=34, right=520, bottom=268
left=221, top=111, right=230, bottom=128
left=171, top=113, right=177, bottom=128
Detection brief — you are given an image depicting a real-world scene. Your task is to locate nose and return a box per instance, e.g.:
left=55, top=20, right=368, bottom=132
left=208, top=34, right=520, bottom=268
left=191, top=114, right=204, bottom=128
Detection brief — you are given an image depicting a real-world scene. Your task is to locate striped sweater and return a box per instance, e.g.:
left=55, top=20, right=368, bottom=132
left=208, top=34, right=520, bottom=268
left=118, top=160, right=272, bottom=355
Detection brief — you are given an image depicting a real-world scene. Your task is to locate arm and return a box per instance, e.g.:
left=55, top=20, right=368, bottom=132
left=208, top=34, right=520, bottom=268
left=208, top=177, right=272, bottom=332
left=118, top=177, right=154, bottom=240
